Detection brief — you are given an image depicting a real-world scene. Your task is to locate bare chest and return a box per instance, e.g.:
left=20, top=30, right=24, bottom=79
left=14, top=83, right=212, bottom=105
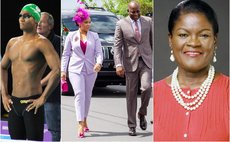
left=9, top=41, right=43, bottom=62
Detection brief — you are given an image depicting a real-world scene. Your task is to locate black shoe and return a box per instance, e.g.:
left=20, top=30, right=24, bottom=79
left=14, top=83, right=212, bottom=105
left=129, top=127, right=136, bottom=136
left=139, top=113, right=147, bottom=130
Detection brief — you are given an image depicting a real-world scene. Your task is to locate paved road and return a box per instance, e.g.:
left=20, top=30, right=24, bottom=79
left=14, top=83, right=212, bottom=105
left=61, top=85, right=153, bottom=141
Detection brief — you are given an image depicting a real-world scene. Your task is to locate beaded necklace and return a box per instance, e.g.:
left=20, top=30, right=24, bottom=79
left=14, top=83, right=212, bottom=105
left=171, top=65, right=215, bottom=110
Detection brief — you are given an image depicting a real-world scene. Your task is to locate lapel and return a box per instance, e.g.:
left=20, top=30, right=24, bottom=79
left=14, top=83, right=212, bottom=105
left=125, top=16, right=134, bottom=36
left=140, top=16, right=147, bottom=42
left=75, top=30, right=83, bottom=55
left=84, top=31, right=90, bottom=56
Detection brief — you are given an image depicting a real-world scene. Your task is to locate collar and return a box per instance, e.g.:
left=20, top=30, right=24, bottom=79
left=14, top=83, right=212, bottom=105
left=129, top=16, right=141, bottom=24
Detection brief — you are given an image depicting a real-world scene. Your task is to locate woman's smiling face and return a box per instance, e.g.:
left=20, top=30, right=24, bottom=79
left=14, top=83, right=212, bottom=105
left=169, top=12, right=217, bottom=72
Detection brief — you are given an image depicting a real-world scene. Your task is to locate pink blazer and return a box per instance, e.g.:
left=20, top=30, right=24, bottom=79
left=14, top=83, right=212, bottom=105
left=61, top=30, right=103, bottom=74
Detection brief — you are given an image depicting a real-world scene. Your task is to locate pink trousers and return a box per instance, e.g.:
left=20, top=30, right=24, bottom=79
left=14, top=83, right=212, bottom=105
left=68, top=71, right=97, bottom=121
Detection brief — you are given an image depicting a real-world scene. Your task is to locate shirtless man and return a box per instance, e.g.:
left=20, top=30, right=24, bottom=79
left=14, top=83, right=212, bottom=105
left=1, top=4, right=60, bottom=141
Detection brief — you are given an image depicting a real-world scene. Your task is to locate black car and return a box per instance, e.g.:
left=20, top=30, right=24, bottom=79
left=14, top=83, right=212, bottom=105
left=61, top=8, right=125, bottom=95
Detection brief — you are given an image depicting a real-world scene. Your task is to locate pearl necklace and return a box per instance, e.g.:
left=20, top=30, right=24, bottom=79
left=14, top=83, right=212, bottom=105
left=171, top=65, right=215, bottom=111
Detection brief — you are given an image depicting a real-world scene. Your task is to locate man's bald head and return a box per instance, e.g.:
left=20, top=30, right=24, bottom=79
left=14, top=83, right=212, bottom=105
left=128, top=1, right=140, bottom=9
left=128, top=1, right=141, bottom=21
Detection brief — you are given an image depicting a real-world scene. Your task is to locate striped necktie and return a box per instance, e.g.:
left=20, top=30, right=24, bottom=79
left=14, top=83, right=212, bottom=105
left=134, top=21, right=141, bottom=42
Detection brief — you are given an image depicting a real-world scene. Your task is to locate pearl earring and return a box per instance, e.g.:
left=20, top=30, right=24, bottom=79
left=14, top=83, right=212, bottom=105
left=170, top=50, right=175, bottom=62
left=213, top=52, right=217, bottom=63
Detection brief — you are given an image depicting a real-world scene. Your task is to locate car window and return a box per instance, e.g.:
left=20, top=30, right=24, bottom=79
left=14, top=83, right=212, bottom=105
left=62, top=14, right=118, bottom=34
left=62, top=18, right=78, bottom=31
left=90, top=15, right=118, bottom=34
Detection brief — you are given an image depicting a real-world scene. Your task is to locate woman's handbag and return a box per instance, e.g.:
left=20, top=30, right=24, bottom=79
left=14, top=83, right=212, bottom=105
left=61, top=79, right=68, bottom=93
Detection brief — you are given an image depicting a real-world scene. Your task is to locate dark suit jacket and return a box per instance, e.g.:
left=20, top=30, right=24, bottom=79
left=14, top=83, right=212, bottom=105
left=43, top=31, right=61, bottom=103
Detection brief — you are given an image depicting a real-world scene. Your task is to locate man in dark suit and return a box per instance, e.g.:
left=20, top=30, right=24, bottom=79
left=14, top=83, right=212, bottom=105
left=114, top=0, right=152, bottom=136
left=37, top=12, right=61, bottom=141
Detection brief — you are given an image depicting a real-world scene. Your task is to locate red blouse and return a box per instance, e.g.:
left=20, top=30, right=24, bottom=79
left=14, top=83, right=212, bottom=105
left=154, top=73, right=229, bottom=141
left=80, top=40, right=87, bottom=54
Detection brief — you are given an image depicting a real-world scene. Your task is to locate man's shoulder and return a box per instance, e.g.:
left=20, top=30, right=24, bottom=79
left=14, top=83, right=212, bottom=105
left=117, top=16, right=129, bottom=24
left=7, top=36, right=21, bottom=47
left=37, top=34, right=48, bottom=40
left=141, top=16, right=152, bottom=21
left=51, top=34, right=61, bottom=42
left=9, top=36, right=21, bottom=43
left=35, top=34, right=52, bottom=47
left=36, top=35, right=49, bottom=42
left=54, top=34, right=61, bottom=40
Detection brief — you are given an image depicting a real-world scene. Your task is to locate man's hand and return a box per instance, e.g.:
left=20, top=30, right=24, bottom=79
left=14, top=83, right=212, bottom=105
left=26, top=96, right=46, bottom=114
left=94, top=63, right=102, bottom=72
left=61, top=72, right=67, bottom=81
left=2, top=95, right=13, bottom=112
left=116, top=66, right=125, bottom=78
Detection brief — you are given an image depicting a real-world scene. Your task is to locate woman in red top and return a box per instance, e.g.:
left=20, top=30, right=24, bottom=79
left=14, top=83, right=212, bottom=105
left=154, top=0, right=229, bottom=141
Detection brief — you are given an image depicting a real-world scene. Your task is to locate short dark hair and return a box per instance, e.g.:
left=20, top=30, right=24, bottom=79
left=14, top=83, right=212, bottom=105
left=168, top=0, right=219, bottom=36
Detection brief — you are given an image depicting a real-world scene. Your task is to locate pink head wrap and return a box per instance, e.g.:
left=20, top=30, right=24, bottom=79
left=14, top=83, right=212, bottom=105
left=72, top=8, right=90, bottom=24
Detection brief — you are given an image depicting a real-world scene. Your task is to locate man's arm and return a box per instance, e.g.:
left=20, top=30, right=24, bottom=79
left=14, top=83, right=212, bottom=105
left=40, top=73, right=51, bottom=86
left=38, top=38, right=60, bottom=100
left=114, top=21, right=124, bottom=66
left=41, top=35, right=61, bottom=86
left=26, top=38, right=60, bottom=114
left=113, top=21, right=125, bottom=77
left=1, top=39, right=14, bottom=112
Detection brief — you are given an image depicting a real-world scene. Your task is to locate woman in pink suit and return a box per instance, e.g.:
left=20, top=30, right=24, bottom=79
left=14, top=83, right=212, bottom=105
left=61, top=8, right=103, bottom=138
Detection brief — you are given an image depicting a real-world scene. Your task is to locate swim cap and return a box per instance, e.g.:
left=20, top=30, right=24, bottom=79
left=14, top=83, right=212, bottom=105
left=21, top=4, right=41, bottom=22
